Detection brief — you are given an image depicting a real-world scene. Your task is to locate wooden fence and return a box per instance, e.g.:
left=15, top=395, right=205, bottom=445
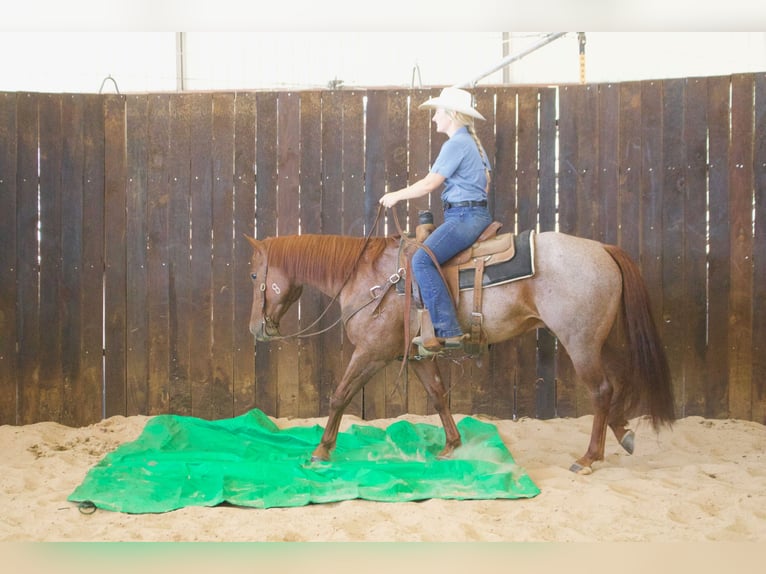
left=1, top=74, right=765, bottom=428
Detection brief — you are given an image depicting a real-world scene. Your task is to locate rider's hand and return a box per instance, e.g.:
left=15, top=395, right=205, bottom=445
left=379, top=192, right=400, bottom=208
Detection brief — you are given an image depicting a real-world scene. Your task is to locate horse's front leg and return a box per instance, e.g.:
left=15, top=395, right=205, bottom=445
left=311, top=351, right=388, bottom=462
left=408, top=359, right=461, bottom=458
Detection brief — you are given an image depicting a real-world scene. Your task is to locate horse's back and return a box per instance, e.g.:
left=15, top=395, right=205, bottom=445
left=530, top=231, right=624, bottom=348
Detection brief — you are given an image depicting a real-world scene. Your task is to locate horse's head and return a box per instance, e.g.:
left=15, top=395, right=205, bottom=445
left=245, top=235, right=303, bottom=341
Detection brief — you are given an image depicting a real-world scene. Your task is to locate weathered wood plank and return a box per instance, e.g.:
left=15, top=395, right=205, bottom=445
left=728, top=74, right=755, bottom=421
left=752, top=73, right=766, bottom=425
left=488, top=86, right=517, bottom=421
left=275, top=91, right=302, bottom=418
left=103, top=94, right=128, bottom=418
left=0, top=92, right=18, bottom=424
left=682, top=77, right=710, bottom=417
left=233, top=92, right=257, bottom=416
left=660, top=78, right=687, bottom=418
left=79, top=94, right=106, bottom=423
left=253, top=91, right=278, bottom=417
left=341, top=90, right=365, bottom=418
left=210, top=92, right=236, bottom=418
left=37, top=94, right=64, bottom=423
left=706, top=75, right=732, bottom=418
left=297, top=91, right=323, bottom=418
left=145, top=94, right=171, bottom=416
left=187, top=93, right=219, bottom=419
left=125, top=95, right=150, bottom=416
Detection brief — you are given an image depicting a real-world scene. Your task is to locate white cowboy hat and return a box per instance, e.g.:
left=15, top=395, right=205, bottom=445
left=418, top=87, right=485, bottom=120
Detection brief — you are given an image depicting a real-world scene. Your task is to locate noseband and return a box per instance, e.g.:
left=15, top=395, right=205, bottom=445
left=254, top=257, right=282, bottom=337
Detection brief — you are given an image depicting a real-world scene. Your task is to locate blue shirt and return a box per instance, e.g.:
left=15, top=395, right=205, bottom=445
left=430, top=126, right=491, bottom=204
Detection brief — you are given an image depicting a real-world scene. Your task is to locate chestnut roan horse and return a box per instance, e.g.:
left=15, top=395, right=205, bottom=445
left=246, top=227, right=675, bottom=474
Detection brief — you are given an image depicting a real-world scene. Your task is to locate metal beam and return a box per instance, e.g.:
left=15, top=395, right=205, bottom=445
left=456, top=32, right=569, bottom=88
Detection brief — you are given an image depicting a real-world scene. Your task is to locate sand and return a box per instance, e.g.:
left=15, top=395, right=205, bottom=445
left=1, top=412, right=765, bottom=543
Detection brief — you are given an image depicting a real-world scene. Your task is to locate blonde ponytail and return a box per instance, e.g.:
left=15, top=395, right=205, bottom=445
left=451, top=110, right=491, bottom=192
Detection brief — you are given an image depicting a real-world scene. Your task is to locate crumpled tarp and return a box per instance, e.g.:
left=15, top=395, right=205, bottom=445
left=68, top=409, right=539, bottom=513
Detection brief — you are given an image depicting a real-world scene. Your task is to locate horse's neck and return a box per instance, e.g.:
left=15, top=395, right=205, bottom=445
left=283, top=235, right=392, bottom=298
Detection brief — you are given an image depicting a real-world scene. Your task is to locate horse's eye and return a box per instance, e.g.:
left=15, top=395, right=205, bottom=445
left=250, top=273, right=257, bottom=281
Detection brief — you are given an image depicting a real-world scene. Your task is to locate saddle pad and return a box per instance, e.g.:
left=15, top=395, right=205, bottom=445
left=68, top=409, right=539, bottom=513
left=458, top=228, right=535, bottom=291
left=397, top=229, right=535, bottom=295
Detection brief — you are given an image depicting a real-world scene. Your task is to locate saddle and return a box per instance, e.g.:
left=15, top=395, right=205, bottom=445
left=407, top=220, right=516, bottom=356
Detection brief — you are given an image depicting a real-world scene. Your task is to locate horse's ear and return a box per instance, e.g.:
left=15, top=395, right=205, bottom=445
left=244, top=234, right=260, bottom=250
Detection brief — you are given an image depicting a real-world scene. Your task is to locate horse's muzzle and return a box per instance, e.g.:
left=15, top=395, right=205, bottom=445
left=251, top=319, right=279, bottom=341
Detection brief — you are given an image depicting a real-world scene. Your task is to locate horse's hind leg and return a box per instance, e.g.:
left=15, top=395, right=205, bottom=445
left=311, top=351, right=388, bottom=462
left=408, top=359, right=461, bottom=457
left=608, top=403, right=635, bottom=455
left=570, top=356, right=613, bottom=475
left=602, top=347, right=636, bottom=454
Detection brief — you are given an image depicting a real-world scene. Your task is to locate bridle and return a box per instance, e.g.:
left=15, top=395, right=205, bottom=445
left=254, top=206, right=388, bottom=341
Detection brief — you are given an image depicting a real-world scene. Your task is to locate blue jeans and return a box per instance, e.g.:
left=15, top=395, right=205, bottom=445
left=412, top=206, right=492, bottom=338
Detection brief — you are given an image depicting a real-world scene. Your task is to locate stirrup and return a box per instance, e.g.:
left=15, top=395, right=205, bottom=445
left=412, top=334, right=465, bottom=356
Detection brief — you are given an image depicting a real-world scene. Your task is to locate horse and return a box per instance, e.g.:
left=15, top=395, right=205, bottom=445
left=245, top=228, right=675, bottom=474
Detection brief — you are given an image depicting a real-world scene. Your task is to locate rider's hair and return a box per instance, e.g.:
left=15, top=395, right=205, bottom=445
left=448, top=110, right=491, bottom=190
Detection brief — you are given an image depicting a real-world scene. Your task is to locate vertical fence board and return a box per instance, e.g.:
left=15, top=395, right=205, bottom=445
left=488, top=87, right=517, bottom=420
left=660, top=78, right=687, bottom=416
left=79, top=94, right=106, bottom=423
left=127, top=95, right=151, bottom=413
left=318, top=91, right=345, bottom=416
left=405, top=88, right=434, bottom=415
left=145, top=94, right=171, bottom=415
left=361, top=90, right=388, bottom=421
left=536, top=88, right=558, bottom=420
left=514, top=88, right=541, bottom=419
left=167, top=94, right=193, bottom=416
left=554, top=85, right=578, bottom=418
left=576, top=85, right=600, bottom=417
left=682, top=77, right=710, bottom=417
left=341, top=90, right=365, bottom=418
left=383, top=89, right=409, bottom=417
left=297, top=91, right=323, bottom=418
left=103, top=95, right=128, bottom=419
left=275, top=91, right=302, bottom=417
left=60, top=95, right=86, bottom=424
left=706, top=76, right=732, bottom=418
left=253, top=92, right=278, bottom=416
left=186, top=93, right=218, bottom=419
left=640, top=81, right=664, bottom=338
left=618, top=82, right=642, bottom=261
left=125, top=95, right=149, bottom=416
left=210, top=92, right=236, bottom=419
left=728, top=74, right=755, bottom=421
left=753, top=74, right=766, bottom=425
left=467, top=87, right=496, bottom=416
left=37, top=94, right=64, bottom=423
left=598, top=83, right=620, bottom=245
left=0, top=93, right=17, bottom=424
left=232, top=92, right=257, bottom=416
left=17, top=94, right=41, bottom=424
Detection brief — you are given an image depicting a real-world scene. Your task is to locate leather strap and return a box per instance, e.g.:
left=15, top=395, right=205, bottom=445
left=467, top=257, right=486, bottom=354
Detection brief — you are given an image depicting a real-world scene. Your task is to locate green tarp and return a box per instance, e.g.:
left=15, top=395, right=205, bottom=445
left=68, top=409, right=539, bottom=513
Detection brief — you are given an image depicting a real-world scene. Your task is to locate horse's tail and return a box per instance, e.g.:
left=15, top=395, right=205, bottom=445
left=604, top=244, right=676, bottom=431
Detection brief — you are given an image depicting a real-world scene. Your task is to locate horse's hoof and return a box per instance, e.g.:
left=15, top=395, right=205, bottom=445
left=569, top=462, right=593, bottom=475
left=437, top=443, right=460, bottom=460
left=310, top=448, right=330, bottom=463
left=620, top=430, right=635, bottom=455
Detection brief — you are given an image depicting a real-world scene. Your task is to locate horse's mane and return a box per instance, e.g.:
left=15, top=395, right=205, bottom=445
left=263, top=234, right=392, bottom=287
